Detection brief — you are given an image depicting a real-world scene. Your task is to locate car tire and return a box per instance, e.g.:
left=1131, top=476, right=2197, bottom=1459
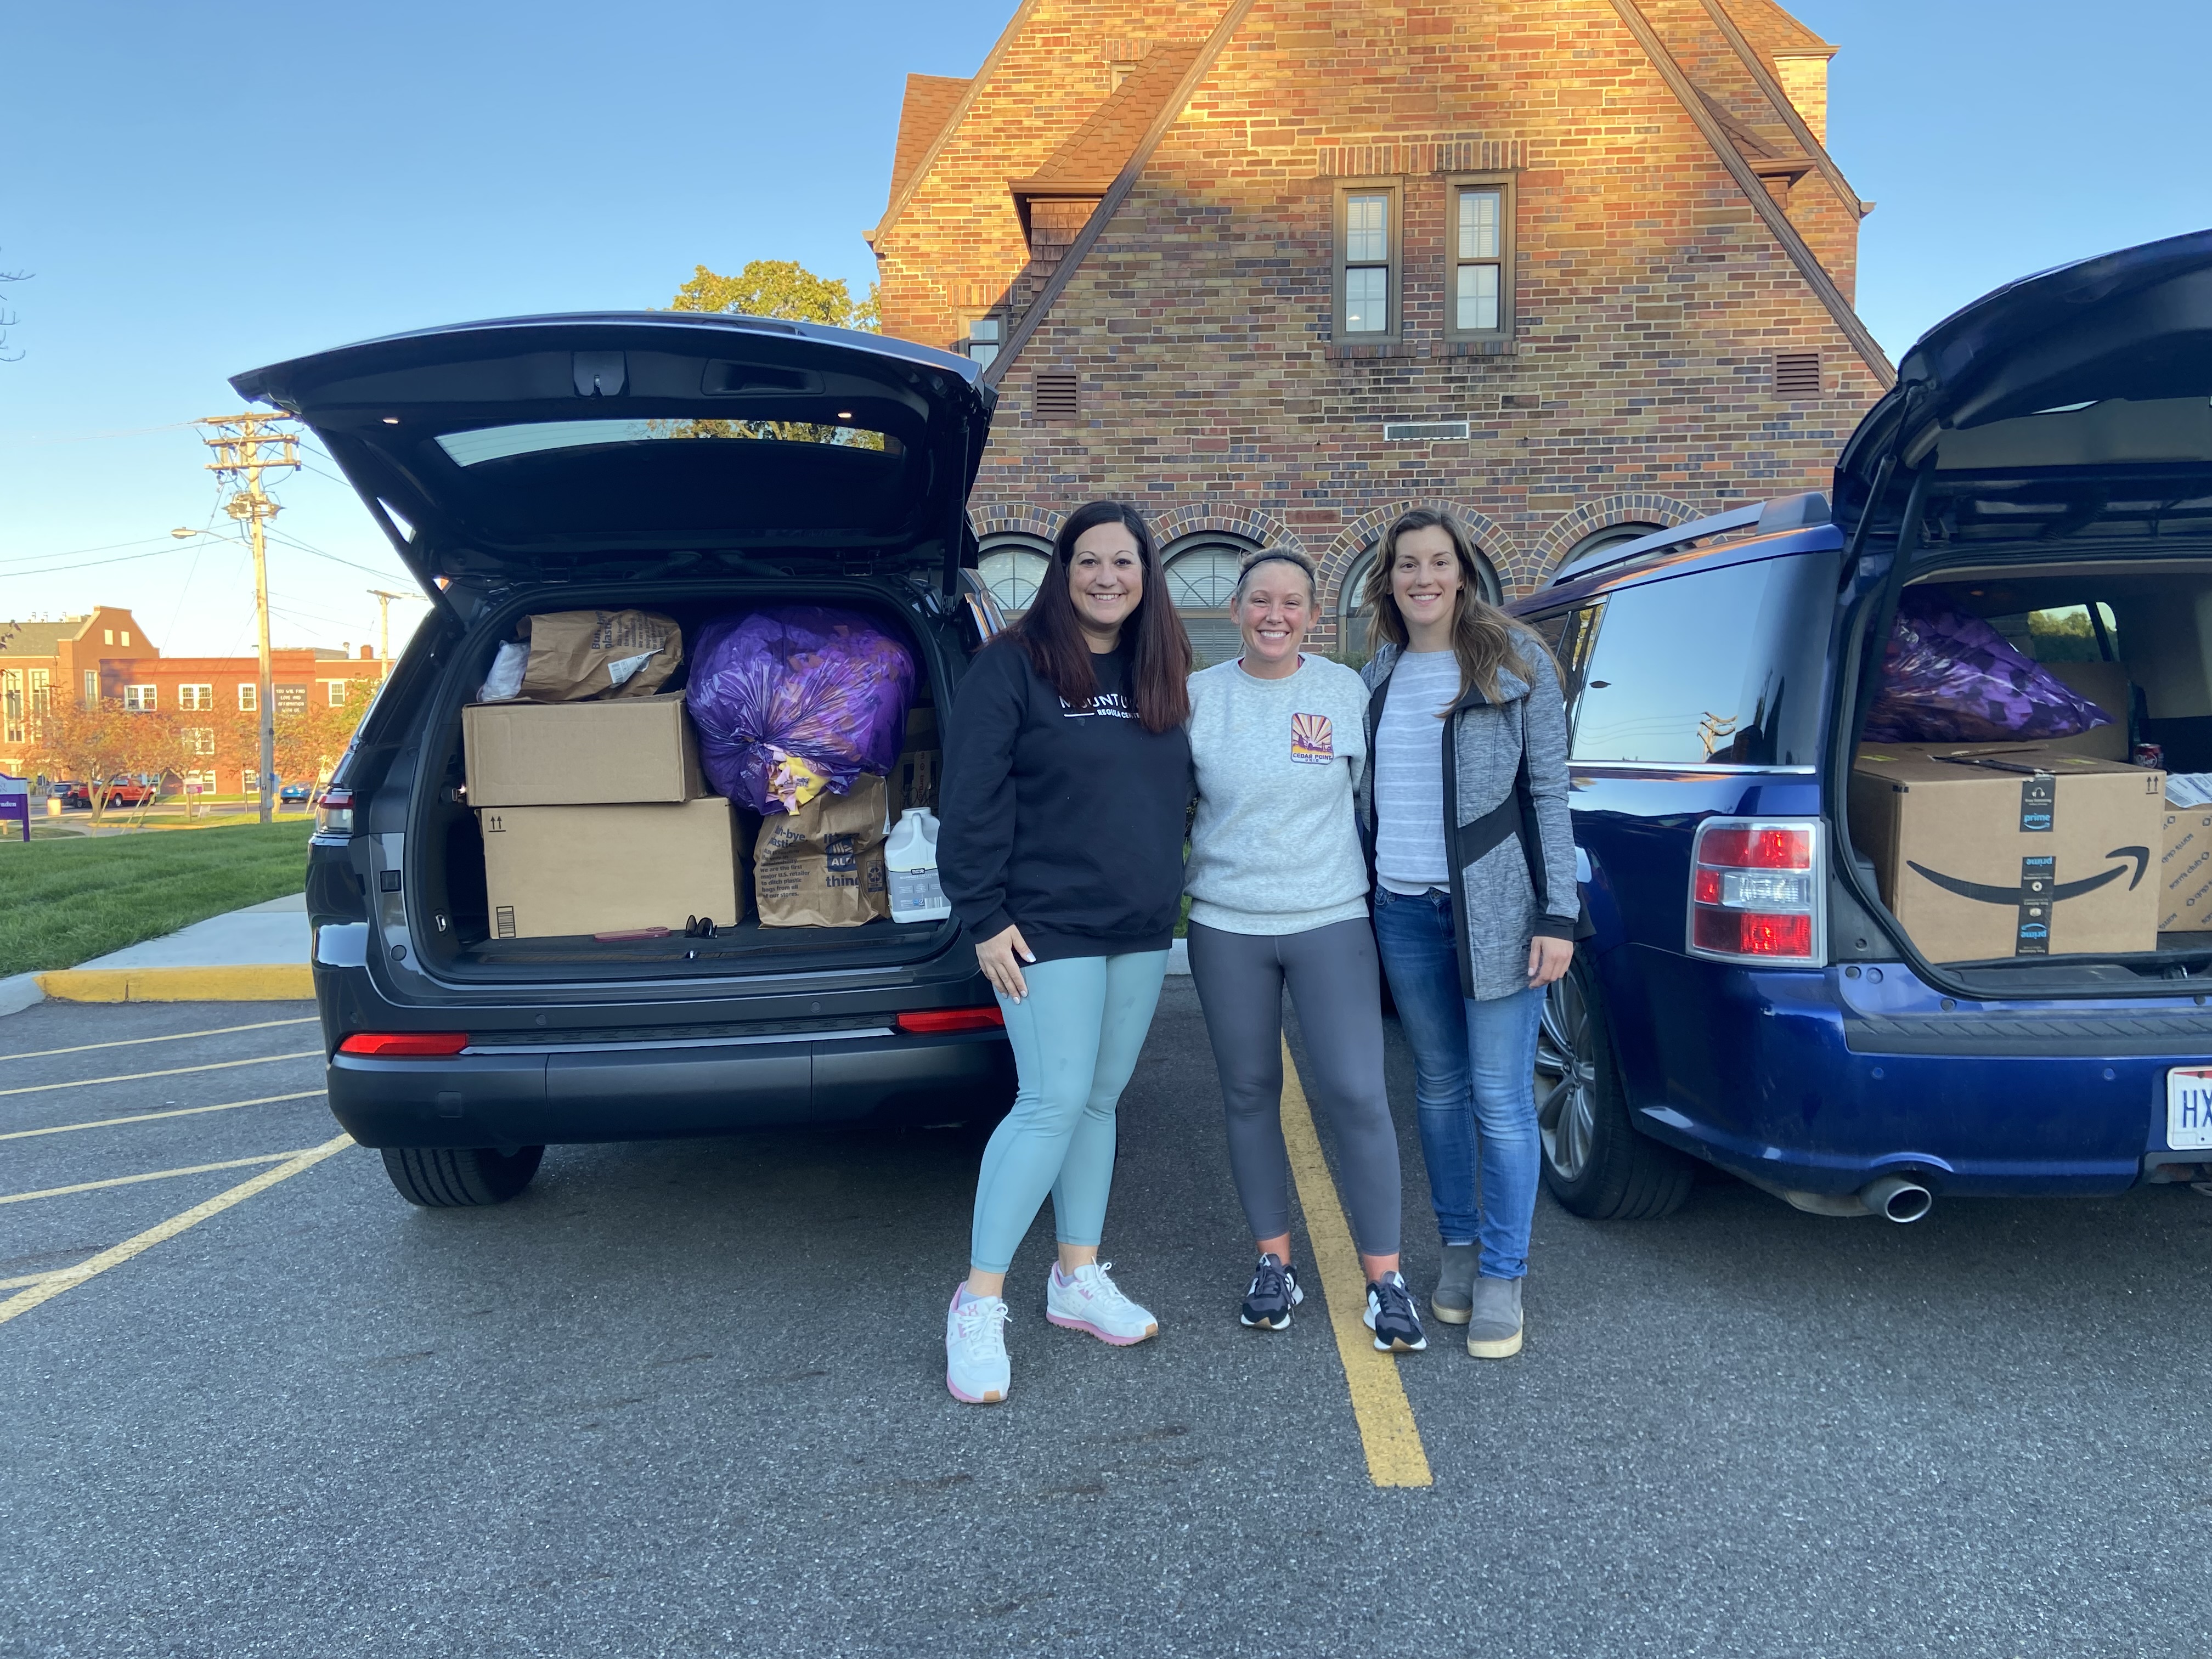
left=1536, top=960, right=1694, bottom=1220
left=380, top=1144, right=545, bottom=1207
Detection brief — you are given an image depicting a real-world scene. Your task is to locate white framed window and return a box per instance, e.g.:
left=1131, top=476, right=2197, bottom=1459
left=241, top=770, right=260, bottom=793
left=178, top=684, right=213, bottom=711
left=120, top=631, right=131, bottom=647
left=83, top=670, right=97, bottom=705
left=1447, top=177, right=1515, bottom=340
left=966, top=317, right=1002, bottom=369
left=1163, top=534, right=1260, bottom=669
left=1334, top=183, right=1400, bottom=340
left=182, top=727, right=216, bottom=757
left=238, top=684, right=258, bottom=712
left=325, top=680, right=348, bottom=707
left=1, top=669, right=21, bottom=744
left=977, top=534, right=1053, bottom=615
left=123, top=684, right=157, bottom=712
left=103, top=629, right=114, bottom=646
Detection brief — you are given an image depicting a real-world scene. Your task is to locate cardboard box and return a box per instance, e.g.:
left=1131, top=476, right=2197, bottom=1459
left=2162, top=809, right=2212, bottom=933
left=1849, top=744, right=2164, bottom=962
left=465, top=692, right=703, bottom=807
left=479, top=797, right=740, bottom=939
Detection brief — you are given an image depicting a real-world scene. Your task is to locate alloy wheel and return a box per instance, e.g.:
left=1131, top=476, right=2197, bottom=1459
left=1536, top=972, right=1599, bottom=1181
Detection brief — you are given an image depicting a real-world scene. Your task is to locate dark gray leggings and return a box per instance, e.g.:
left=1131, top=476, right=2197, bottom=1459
left=1185, top=917, right=1402, bottom=1258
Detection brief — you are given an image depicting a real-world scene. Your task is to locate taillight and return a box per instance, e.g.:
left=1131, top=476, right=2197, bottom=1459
left=313, top=787, right=354, bottom=838
left=338, top=1031, right=469, bottom=1056
left=895, top=1007, right=1006, bottom=1035
left=1686, top=816, right=1825, bottom=966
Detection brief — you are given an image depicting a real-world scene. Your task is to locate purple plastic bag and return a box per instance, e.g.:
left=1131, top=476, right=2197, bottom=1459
left=686, top=607, right=917, bottom=814
left=1864, top=589, right=2112, bottom=744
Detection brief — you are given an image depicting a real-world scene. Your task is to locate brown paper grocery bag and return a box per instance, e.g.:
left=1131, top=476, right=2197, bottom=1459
left=518, top=609, right=682, bottom=701
left=753, top=775, right=891, bottom=927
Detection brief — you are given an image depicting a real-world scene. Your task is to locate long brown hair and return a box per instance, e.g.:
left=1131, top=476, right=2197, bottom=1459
left=1359, top=509, right=1549, bottom=709
left=1014, top=500, right=1192, bottom=733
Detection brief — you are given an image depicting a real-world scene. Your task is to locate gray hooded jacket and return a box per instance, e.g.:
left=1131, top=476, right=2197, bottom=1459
left=1356, top=635, right=1579, bottom=1001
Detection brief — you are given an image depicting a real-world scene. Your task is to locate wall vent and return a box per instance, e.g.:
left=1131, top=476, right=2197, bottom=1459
left=1384, top=420, right=1470, bottom=442
left=1034, top=371, right=1081, bottom=423
left=1774, top=352, right=1822, bottom=396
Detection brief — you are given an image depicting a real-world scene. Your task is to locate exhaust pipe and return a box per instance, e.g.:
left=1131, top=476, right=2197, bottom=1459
left=1860, top=1175, right=1933, bottom=1223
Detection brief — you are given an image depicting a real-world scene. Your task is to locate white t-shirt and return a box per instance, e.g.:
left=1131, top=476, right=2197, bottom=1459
left=1373, top=650, right=1460, bottom=895
left=1183, top=655, right=1371, bottom=935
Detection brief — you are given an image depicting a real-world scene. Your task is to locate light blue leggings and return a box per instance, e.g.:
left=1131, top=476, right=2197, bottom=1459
left=969, top=950, right=1171, bottom=1274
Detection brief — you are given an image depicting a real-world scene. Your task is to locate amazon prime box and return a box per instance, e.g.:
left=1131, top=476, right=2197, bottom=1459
left=1848, top=744, right=2163, bottom=962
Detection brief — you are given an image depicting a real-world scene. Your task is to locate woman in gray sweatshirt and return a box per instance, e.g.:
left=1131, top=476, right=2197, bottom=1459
left=1184, top=548, right=1425, bottom=1354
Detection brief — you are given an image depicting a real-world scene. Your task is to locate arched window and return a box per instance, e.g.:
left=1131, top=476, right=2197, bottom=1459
left=1565, top=521, right=1664, bottom=566
left=1162, top=534, right=1257, bottom=668
left=977, top=533, right=1052, bottom=616
left=1338, top=532, right=1505, bottom=663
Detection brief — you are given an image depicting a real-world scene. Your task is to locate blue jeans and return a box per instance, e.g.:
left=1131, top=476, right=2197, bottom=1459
left=1371, top=887, right=1544, bottom=1280
left=969, top=950, right=1170, bottom=1274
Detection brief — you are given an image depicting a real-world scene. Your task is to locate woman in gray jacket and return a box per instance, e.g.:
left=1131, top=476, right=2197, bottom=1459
left=1355, top=509, right=1577, bottom=1360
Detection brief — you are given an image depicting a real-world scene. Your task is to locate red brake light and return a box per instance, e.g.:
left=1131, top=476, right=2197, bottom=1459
left=314, top=787, right=355, bottom=838
left=1694, top=868, right=1720, bottom=905
left=1697, top=825, right=1812, bottom=870
left=338, top=1031, right=469, bottom=1056
left=1692, top=909, right=1812, bottom=957
left=896, top=1007, right=1006, bottom=1035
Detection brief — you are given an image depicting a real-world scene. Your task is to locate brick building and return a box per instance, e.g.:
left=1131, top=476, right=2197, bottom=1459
left=871, top=0, right=1891, bottom=659
left=0, top=607, right=386, bottom=787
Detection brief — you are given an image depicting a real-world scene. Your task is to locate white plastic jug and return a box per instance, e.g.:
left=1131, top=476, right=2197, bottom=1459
left=885, top=807, right=952, bottom=923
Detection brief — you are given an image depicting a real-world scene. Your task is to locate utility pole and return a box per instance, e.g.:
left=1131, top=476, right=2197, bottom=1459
left=191, top=414, right=300, bottom=825
left=366, top=589, right=408, bottom=679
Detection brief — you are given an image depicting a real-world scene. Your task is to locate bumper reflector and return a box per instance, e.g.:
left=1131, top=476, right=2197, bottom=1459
left=338, top=1031, right=470, bottom=1057
left=895, top=1007, right=1006, bottom=1035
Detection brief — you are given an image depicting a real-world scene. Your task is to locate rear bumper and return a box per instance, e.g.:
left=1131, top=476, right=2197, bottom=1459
left=1607, top=946, right=2212, bottom=1197
left=328, top=1026, right=1014, bottom=1148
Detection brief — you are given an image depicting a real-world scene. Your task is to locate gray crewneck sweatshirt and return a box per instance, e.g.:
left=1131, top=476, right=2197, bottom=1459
left=1184, top=655, right=1372, bottom=935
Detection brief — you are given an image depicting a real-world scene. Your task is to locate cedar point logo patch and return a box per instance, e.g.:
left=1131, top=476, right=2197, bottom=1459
left=1291, top=712, right=1334, bottom=764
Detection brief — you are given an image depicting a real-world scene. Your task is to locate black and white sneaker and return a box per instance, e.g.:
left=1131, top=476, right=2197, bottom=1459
left=1239, top=1252, right=1304, bottom=1330
left=1364, top=1270, right=1428, bottom=1352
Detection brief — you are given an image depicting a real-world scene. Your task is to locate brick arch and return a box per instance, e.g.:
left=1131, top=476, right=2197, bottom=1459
left=972, top=504, right=1063, bottom=544
left=1318, top=499, right=1524, bottom=613
left=1532, top=493, right=1703, bottom=576
left=1148, top=501, right=1304, bottom=558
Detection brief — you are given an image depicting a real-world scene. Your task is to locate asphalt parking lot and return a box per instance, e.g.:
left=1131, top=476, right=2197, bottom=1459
left=4, top=983, right=2212, bottom=1658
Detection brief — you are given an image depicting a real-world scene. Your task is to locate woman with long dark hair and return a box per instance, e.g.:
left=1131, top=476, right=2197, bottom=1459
left=1355, top=509, right=1577, bottom=1361
left=935, top=500, right=1194, bottom=1404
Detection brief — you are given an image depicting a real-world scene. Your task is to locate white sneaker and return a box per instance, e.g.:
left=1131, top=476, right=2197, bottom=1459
left=1045, top=1260, right=1159, bottom=1346
left=945, top=1284, right=1011, bottom=1404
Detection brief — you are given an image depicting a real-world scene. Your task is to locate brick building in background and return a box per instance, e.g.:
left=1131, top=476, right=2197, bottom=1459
left=871, top=0, right=1889, bottom=659
left=0, top=607, right=386, bottom=786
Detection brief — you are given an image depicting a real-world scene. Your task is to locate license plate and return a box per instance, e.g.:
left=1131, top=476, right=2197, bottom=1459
left=2168, top=1067, right=2212, bottom=1150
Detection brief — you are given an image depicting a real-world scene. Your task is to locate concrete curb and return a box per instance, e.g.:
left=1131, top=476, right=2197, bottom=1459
left=0, top=972, right=46, bottom=1018
left=37, top=966, right=315, bottom=1003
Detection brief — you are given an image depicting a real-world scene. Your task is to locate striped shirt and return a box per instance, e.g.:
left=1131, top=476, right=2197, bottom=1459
left=1372, top=650, right=1461, bottom=895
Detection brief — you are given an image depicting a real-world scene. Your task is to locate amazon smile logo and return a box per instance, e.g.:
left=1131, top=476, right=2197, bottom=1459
left=1905, top=847, right=2151, bottom=957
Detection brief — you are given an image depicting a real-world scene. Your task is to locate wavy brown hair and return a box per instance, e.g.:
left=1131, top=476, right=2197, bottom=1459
left=1359, top=509, right=1550, bottom=710
left=1014, top=500, right=1192, bottom=733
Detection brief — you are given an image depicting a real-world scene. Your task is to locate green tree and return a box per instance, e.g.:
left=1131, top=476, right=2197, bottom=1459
left=668, top=261, right=879, bottom=331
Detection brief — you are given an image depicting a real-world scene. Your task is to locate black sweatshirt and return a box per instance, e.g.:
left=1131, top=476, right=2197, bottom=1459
left=937, top=637, right=1194, bottom=963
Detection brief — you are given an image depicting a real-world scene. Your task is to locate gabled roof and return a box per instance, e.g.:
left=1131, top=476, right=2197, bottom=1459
left=1009, top=42, right=1205, bottom=198
left=888, top=74, right=970, bottom=209
left=869, top=0, right=1045, bottom=247
left=0, top=616, right=92, bottom=658
left=1723, top=0, right=1833, bottom=58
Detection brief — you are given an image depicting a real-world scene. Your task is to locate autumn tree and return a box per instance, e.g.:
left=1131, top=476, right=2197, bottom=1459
left=27, top=699, right=179, bottom=822
left=273, top=683, right=374, bottom=786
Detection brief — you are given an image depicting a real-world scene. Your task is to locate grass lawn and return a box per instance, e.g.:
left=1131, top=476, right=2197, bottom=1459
left=0, top=820, right=313, bottom=978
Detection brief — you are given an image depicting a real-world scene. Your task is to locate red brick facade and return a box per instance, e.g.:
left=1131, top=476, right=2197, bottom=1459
left=871, top=0, right=1891, bottom=650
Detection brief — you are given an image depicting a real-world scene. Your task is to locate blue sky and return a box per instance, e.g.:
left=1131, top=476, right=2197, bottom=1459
left=2, top=1, right=2206, bottom=655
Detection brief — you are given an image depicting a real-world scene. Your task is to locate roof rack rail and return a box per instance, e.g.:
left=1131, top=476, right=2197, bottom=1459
left=1545, top=491, right=1831, bottom=588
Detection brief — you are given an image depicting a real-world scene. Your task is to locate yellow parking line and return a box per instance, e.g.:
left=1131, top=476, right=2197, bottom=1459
left=0, top=1016, right=318, bottom=1063
left=0, top=1134, right=353, bottom=1327
left=0, top=1269, right=71, bottom=1291
left=1278, top=1038, right=1433, bottom=1490
left=0, top=1049, right=322, bottom=1098
left=0, top=1152, right=313, bottom=1207
left=0, top=1090, right=325, bottom=1143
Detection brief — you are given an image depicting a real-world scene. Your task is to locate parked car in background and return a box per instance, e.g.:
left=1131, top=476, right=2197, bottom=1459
left=1513, top=230, right=2212, bottom=1225
left=279, top=783, right=314, bottom=805
left=234, top=312, right=1017, bottom=1211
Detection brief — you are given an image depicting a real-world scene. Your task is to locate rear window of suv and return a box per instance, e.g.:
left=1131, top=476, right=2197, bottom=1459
left=1564, top=552, right=1836, bottom=767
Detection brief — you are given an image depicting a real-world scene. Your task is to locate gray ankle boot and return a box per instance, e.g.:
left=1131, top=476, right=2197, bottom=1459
left=1465, top=1276, right=1524, bottom=1359
left=1430, top=1243, right=1479, bottom=1325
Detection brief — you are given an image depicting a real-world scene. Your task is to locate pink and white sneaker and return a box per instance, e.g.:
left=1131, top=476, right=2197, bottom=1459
left=945, top=1283, right=1011, bottom=1404
left=1045, top=1260, right=1159, bottom=1346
